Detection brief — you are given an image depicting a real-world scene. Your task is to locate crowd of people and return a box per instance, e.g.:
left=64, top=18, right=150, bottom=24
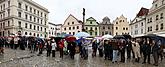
left=0, top=36, right=165, bottom=66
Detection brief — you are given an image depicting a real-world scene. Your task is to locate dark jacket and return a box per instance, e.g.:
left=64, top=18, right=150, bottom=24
left=142, top=43, right=151, bottom=54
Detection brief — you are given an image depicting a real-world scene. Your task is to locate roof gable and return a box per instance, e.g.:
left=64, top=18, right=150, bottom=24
left=137, top=7, right=149, bottom=17
left=85, top=17, right=99, bottom=25
left=62, top=14, right=82, bottom=26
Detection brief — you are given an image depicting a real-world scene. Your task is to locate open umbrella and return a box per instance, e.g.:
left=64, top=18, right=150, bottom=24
left=122, top=34, right=132, bottom=39
left=74, top=32, right=90, bottom=38
left=102, top=35, right=113, bottom=39
left=64, top=34, right=73, bottom=38
left=65, top=36, right=76, bottom=42
left=113, top=35, right=125, bottom=39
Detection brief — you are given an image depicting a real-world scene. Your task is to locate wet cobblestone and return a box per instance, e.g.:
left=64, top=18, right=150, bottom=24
left=0, top=48, right=165, bottom=67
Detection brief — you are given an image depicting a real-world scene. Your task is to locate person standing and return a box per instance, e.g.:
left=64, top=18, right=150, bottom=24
left=119, top=39, right=126, bottom=63
left=112, top=39, right=119, bottom=63
left=92, top=40, right=98, bottom=57
left=132, top=39, right=141, bottom=62
left=98, top=40, right=104, bottom=57
left=46, top=40, right=52, bottom=57
left=142, top=39, right=151, bottom=64
left=151, top=40, right=160, bottom=66
left=68, top=42, right=76, bottom=59
left=126, top=39, right=132, bottom=59
left=51, top=39, right=57, bottom=57
left=58, top=39, right=64, bottom=58
left=104, top=40, right=110, bottom=60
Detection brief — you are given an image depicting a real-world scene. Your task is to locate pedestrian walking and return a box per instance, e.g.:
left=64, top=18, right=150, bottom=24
left=132, top=39, right=141, bottom=62
left=126, top=39, right=132, bottom=59
left=58, top=39, right=64, bottom=58
left=68, top=42, right=76, bottom=59
left=98, top=40, right=103, bottom=57
left=46, top=40, right=52, bottom=57
left=92, top=40, right=98, bottom=57
left=51, top=39, right=57, bottom=57
left=119, top=39, right=126, bottom=63
left=151, top=40, right=160, bottom=66
left=112, top=39, right=119, bottom=63
left=142, top=39, right=151, bottom=64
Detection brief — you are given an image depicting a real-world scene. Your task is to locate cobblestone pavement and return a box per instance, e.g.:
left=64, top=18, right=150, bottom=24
left=0, top=48, right=165, bottom=67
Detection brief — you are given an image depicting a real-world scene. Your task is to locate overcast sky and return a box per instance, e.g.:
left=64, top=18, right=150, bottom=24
left=33, top=0, right=153, bottom=24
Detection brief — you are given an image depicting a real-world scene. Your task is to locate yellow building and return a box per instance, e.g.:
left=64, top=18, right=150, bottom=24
left=113, top=15, right=130, bottom=36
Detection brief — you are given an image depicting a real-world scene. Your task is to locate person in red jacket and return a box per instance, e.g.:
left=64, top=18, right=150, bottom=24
left=58, top=39, right=64, bottom=58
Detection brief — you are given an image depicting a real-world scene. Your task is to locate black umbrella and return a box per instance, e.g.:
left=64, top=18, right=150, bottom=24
left=113, top=35, right=125, bottom=39
left=122, top=34, right=132, bottom=39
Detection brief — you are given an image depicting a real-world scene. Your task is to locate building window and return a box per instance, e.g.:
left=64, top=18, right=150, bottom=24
left=95, top=32, right=97, bottom=35
left=7, top=9, right=10, bottom=17
left=73, top=32, right=75, bottom=35
left=41, top=12, right=43, bottom=17
left=116, top=22, right=118, bottom=24
left=34, top=17, right=36, bottom=22
left=44, top=28, right=46, bottom=32
left=8, top=21, right=10, bottom=26
left=108, top=27, right=110, bottom=29
left=156, top=15, right=159, bottom=20
left=126, top=27, right=128, bottom=30
left=77, top=26, right=79, bottom=29
left=141, top=29, right=143, bottom=34
left=8, top=1, right=10, bottom=7
left=90, top=21, right=92, bottom=24
left=68, top=22, right=70, bottom=25
left=18, top=12, right=21, bottom=17
left=86, top=27, right=88, bottom=30
left=150, top=26, right=152, bottom=31
left=141, top=22, right=143, bottom=26
left=8, top=31, right=10, bottom=36
left=160, top=23, right=163, bottom=30
left=37, top=18, right=39, bottom=23
left=30, top=16, right=32, bottom=21
left=25, top=5, right=28, bottom=11
left=18, top=21, right=21, bottom=27
left=37, top=26, right=39, bottom=31
left=123, top=27, right=125, bottom=30
left=90, top=27, right=93, bottom=30
left=30, top=7, right=32, bottom=12
left=25, top=23, right=27, bottom=28
left=25, top=32, right=27, bottom=35
left=72, top=22, right=74, bottom=24
left=147, top=27, right=149, bottom=32
left=116, top=32, right=118, bottom=35
left=102, top=32, right=104, bottom=36
left=37, top=11, right=39, bottom=16
left=116, top=27, right=118, bottom=30
left=95, top=27, right=97, bottom=30
left=120, top=20, right=122, bottom=22
left=73, top=27, right=75, bottom=30
left=64, top=28, right=66, bottom=30
left=18, top=2, right=21, bottom=8
left=160, top=13, right=163, bottom=19
left=41, top=27, right=42, bottom=31
left=150, top=18, right=152, bottom=22
left=90, top=32, right=92, bottom=35
left=123, top=20, right=124, bottom=22
left=69, top=27, right=71, bottom=30
left=78, top=31, right=80, bottom=32
left=103, top=26, right=105, bottom=29
left=155, top=4, right=158, bottom=8
left=34, top=9, right=36, bottom=14
left=34, top=25, right=36, bottom=30
left=30, top=24, right=32, bottom=29
left=135, top=24, right=138, bottom=28
left=156, top=25, right=158, bottom=30
left=41, top=19, right=42, bottom=24
left=25, top=14, right=28, bottom=19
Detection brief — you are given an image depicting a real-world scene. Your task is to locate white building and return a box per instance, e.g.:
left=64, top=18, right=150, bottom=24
left=146, top=0, right=165, bottom=35
left=0, top=0, right=49, bottom=37
left=130, top=7, right=149, bottom=37
left=48, top=22, right=62, bottom=37
left=62, top=14, right=82, bottom=35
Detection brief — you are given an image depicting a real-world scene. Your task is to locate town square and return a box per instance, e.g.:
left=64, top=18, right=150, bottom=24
left=0, top=0, right=165, bottom=67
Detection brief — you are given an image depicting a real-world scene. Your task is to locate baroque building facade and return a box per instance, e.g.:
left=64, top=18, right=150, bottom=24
left=0, top=0, right=49, bottom=37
